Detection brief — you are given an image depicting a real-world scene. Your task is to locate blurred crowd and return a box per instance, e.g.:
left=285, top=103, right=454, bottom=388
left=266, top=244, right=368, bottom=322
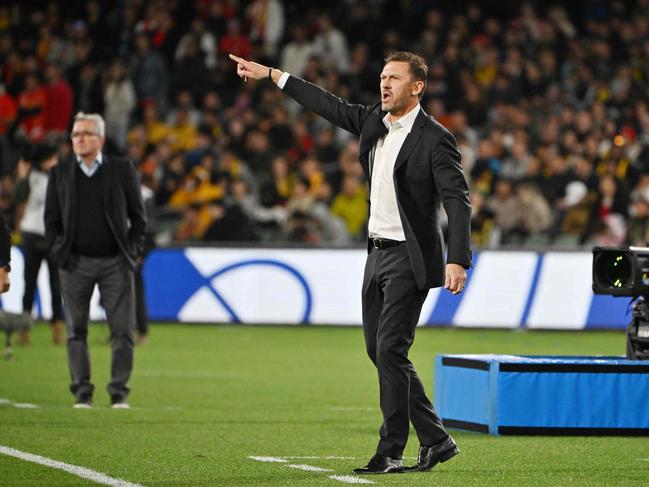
left=2, top=0, right=649, bottom=248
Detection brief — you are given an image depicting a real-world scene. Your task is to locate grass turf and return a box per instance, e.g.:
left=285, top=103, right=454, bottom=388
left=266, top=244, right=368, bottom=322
left=0, top=324, right=647, bottom=486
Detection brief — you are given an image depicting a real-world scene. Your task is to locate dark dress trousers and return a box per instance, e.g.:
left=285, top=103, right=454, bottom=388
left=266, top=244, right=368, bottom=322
left=283, top=75, right=471, bottom=457
left=45, top=155, right=146, bottom=401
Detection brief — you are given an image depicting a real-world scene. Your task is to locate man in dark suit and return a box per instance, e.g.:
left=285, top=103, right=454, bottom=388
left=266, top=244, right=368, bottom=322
left=45, top=112, right=146, bottom=409
left=230, top=51, right=471, bottom=474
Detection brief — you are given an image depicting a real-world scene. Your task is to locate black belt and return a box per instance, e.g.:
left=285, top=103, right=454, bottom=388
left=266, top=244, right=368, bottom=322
left=370, top=237, right=405, bottom=250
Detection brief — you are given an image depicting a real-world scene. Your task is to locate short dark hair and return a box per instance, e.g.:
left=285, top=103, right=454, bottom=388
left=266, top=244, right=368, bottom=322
left=384, top=51, right=428, bottom=96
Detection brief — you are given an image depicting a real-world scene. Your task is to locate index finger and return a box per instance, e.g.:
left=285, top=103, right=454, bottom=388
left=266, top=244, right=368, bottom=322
left=228, top=53, right=245, bottom=63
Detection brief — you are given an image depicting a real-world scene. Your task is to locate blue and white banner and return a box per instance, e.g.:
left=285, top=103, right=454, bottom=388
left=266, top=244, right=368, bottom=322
left=0, top=247, right=631, bottom=329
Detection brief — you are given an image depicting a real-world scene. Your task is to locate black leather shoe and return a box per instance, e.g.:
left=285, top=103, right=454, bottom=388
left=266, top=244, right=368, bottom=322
left=405, top=436, right=460, bottom=472
left=352, top=454, right=404, bottom=474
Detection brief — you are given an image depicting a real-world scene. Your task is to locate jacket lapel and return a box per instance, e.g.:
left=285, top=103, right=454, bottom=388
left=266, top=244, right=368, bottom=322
left=394, top=109, right=427, bottom=173
left=360, top=115, right=388, bottom=177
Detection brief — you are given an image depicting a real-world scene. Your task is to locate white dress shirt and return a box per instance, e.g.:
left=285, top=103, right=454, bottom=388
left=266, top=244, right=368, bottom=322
left=277, top=73, right=419, bottom=241
left=76, top=152, right=104, bottom=177
left=368, top=104, right=420, bottom=240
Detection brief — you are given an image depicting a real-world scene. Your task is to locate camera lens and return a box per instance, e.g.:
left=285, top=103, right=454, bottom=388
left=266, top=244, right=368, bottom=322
left=595, top=251, right=632, bottom=289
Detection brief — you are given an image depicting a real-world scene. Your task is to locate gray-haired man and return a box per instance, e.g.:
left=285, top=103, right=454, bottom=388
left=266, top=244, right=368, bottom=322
left=45, top=112, right=146, bottom=408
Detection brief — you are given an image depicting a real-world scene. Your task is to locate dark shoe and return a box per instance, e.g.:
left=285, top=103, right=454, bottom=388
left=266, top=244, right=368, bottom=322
left=406, top=436, right=460, bottom=472
left=352, top=454, right=404, bottom=474
left=110, top=394, right=129, bottom=408
left=73, top=394, right=92, bottom=409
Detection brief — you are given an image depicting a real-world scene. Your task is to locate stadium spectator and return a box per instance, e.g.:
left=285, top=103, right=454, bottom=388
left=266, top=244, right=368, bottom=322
left=486, top=178, right=522, bottom=245
left=73, top=62, right=104, bottom=115
left=175, top=18, right=218, bottom=70
left=330, top=173, right=368, bottom=241
left=104, top=59, right=136, bottom=153
left=218, top=18, right=251, bottom=62
left=130, top=34, right=168, bottom=109
left=170, top=36, right=210, bottom=104
left=246, top=0, right=285, bottom=59
left=516, top=182, right=553, bottom=243
left=279, top=25, right=314, bottom=79
left=0, top=80, right=16, bottom=173
left=44, top=64, right=74, bottom=136
left=626, top=187, right=649, bottom=246
left=312, top=14, right=350, bottom=74
left=13, top=144, right=65, bottom=344
left=16, top=73, right=47, bottom=142
left=44, top=112, right=145, bottom=409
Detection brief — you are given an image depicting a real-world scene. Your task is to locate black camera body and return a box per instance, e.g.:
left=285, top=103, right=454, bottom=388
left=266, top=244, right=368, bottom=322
left=592, top=246, right=649, bottom=360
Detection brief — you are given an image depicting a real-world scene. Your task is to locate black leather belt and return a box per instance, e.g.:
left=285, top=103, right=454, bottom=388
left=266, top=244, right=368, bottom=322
left=370, top=237, right=405, bottom=250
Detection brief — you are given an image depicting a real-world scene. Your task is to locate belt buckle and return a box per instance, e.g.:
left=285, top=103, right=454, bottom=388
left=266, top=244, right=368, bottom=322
left=372, top=238, right=381, bottom=250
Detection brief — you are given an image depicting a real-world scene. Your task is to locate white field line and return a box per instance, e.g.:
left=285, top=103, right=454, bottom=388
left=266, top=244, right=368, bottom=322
left=328, top=475, right=374, bottom=484
left=283, top=455, right=416, bottom=460
left=0, top=398, right=40, bottom=409
left=249, top=455, right=374, bottom=484
left=283, top=456, right=360, bottom=460
left=286, top=464, right=333, bottom=472
left=248, top=456, right=287, bottom=463
left=0, top=446, right=144, bottom=487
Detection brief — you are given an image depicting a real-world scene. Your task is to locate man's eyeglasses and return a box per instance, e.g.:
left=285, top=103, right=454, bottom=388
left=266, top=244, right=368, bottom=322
left=71, top=131, right=99, bottom=139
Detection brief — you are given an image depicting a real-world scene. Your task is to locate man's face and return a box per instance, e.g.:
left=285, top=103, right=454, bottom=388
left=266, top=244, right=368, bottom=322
left=71, top=120, right=104, bottom=159
left=380, top=61, right=420, bottom=115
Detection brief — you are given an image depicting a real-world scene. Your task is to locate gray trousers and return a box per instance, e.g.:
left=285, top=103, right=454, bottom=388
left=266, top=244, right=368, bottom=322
left=60, top=254, right=135, bottom=401
left=362, top=244, right=449, bottom=458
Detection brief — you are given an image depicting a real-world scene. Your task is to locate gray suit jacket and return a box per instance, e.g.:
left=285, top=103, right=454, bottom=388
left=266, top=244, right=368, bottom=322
left=283, top=75, right=472, bottom=289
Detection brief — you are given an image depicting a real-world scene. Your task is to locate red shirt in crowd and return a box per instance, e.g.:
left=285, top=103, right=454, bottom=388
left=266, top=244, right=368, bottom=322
left=0, top=91, right=17, bottom=135
left=45, top=78, right=74, bottom=133
left=18, top=85, right=47, bottom=141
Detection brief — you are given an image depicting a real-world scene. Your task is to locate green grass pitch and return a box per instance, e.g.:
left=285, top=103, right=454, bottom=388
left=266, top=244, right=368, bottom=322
left=1, top=324, right=647, bottom=486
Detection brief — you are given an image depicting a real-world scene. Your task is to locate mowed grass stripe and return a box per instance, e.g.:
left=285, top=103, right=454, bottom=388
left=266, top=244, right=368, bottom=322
left=1, top=323, right=647, bottom=486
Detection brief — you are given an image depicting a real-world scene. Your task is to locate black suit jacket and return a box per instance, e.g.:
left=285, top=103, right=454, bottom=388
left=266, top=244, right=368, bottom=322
left=44, top=155, right=146, bottom=271
left=283, top=75, right=471, bottom=289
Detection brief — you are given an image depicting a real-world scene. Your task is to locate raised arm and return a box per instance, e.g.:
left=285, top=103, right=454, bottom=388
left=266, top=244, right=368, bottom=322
left=229, top=54, right=373, bottom=137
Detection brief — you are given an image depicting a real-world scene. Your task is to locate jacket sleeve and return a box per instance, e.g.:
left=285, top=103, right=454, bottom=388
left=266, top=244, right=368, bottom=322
left=282, top=75, right=372, bottom=137
left=431, top=130, right=472, bottom=268
left=123, top=160, right=147, bottom=256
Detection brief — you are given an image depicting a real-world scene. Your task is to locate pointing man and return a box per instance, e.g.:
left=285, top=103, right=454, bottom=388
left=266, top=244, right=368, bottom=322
left=230, top=52, right=471, bottom=474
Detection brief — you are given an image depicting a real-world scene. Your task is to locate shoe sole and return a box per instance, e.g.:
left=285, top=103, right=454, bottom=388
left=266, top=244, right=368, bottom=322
left=352, top=467, right=404, bottom=475
left=411, top=447, right=460, bottom=473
